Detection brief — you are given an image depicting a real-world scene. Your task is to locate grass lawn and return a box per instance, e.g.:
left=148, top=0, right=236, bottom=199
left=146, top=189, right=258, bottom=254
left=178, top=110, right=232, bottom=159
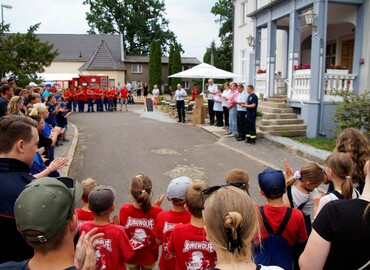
left=292, top=137, right=336, bottom=152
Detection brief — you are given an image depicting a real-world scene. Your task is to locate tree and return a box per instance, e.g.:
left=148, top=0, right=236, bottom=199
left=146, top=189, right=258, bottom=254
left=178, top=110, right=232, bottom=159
left=149, top=40, right=162, bottom=93
left=0, top=23, right=59, bottom=87
left=203, top=0, right=233, bottom=71
left=170, top=43, right=182, bottom=91
left=83, top=0, right=178, bottom=55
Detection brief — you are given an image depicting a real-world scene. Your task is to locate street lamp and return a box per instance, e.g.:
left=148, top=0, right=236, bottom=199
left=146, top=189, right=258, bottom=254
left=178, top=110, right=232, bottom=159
left=1, top=4, right=12, bottom=25
left=302, top=8, right=317, bottom=32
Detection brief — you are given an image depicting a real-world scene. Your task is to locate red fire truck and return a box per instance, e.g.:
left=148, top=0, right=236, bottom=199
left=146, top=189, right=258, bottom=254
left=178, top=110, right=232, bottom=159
left=68, top=75, right=110, bottom=90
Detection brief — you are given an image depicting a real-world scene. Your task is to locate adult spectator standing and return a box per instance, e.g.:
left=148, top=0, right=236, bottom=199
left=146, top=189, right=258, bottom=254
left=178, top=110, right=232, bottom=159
left=0, top=84, right=14, bottom=117
left=244, top=85, right=258, bottom=144
left=235, top=84, right=248, bottom=141
left=0, top=115, right=39, bottom=263
left=143, top=83, right=149, bottom=98
left=115, top=82, right=122, bottom=111
left=225, top=82, right=239, bottom=137
left=120, top=85, right=129, bottom=111
left=174, top=84, right=187, bottom=123
left=206, top=79, right=217, bottom=125
left=126, top=81, right=133, bottom=93
left=221, top=82, right=231, bottom=130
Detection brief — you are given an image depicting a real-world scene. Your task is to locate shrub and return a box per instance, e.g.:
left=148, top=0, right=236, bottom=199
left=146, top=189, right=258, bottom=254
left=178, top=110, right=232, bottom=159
left=332, top=90, right=370, bottom=134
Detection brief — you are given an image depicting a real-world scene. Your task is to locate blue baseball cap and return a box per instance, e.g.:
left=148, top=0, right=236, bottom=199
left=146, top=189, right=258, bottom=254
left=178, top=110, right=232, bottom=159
left=258, top=168, right=286, bottom=195
left=60, top=102, right=66, bottom=107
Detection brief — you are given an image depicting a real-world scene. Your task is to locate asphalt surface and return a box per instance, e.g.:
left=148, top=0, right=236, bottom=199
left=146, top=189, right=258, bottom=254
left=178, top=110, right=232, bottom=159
left=57, top=104, right=330, bottom=212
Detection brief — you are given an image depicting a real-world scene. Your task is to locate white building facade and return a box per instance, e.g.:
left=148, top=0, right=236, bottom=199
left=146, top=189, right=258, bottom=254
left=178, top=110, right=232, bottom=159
left=232, top=0, right=369, bottom=138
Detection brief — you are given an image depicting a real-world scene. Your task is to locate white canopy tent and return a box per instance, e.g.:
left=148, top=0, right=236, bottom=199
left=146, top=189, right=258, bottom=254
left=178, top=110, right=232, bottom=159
left=168, top=63, right=241, bottom=92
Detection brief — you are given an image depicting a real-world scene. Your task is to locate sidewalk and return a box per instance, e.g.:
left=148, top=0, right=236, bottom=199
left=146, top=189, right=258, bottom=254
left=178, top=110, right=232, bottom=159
left=56, top=106, right=331, bottom=176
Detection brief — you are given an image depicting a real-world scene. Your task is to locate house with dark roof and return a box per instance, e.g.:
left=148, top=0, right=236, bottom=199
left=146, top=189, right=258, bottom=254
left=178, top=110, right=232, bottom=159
left=37, top=34, right=201, bottom=90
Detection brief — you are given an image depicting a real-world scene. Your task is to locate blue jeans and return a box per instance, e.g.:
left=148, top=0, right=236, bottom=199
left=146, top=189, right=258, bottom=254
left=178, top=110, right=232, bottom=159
left=229, top=106, right=238, bottom=135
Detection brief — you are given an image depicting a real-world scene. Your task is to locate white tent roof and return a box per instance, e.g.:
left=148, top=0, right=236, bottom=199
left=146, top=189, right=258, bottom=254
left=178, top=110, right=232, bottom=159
left=168, top=63, right=241, bottom=79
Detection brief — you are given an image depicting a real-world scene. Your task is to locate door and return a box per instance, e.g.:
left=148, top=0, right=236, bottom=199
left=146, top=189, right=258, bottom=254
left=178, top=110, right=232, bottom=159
left=341, top=39, right=354, bottom=73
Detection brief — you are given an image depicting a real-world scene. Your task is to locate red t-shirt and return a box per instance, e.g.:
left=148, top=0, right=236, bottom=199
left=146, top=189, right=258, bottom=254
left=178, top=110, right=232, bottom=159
left=120, top=88, right=128, bottom=98
left=168, top=223, right=216, bottom=270
left=258, top=204, right=308, bottom=246
left=108, top=90, right=115, bottom=100
left=119, top=204, right=163, bottom=265
left=95, top=89, right=103, bottom=100
left=64, top=90, right=72, bottom=102
left=86, top=89, right=95, bottom=100
left=153, top=210, right=191, bottom=270
left=103, top=90, right=109, bottom=99
left=79, top=222, right=134, bottom=270
left=75, top=208, right=94, bottom=226
left=76, top=89, right=84, bottom=101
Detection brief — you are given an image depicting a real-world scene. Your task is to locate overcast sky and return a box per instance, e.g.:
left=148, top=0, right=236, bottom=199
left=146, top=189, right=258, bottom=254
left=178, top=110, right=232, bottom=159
left=4, top=0, right=220, bottom=61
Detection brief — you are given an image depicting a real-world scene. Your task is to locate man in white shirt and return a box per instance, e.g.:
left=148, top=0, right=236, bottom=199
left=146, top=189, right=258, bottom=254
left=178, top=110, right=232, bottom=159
left=206, top=79, right=217, bottom=125
left=125, top=81, right=132, bottom=92
left=174, top=84, right=187, bottom=123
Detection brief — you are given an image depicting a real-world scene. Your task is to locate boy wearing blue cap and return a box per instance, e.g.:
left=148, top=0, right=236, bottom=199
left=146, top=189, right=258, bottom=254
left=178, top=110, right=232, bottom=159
left=254, top=167, right=307, bottom=270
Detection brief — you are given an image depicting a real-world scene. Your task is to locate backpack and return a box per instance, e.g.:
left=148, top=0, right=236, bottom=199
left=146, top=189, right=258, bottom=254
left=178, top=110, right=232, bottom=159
left=287, top=185, right=312, bottom=235
left=253, top=206, right=293, bottom=270
left=329, top=189, right=360, bottom=200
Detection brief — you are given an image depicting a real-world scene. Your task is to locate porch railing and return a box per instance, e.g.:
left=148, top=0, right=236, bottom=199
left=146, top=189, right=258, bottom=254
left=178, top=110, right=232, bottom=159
left=255, top=73, right=286, bottom=97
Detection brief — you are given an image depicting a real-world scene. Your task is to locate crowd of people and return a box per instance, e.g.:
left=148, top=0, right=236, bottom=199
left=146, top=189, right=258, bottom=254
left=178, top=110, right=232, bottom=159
left=0, top=78, right=370, bottom=270
left=175, top=79, right=258, bottom=144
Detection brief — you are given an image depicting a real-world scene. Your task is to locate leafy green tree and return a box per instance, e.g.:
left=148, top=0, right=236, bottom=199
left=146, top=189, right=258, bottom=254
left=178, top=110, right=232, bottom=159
left=203, top=0, right=233, bottom=71
left=149, top=40, right=162, bottom=94
left=333, top=90, right=370, bottom=133
left=170, top=43, right=182, bottom=91
left=0, top=23, right=58, bottom=87
left=83, top=0, right=177, bottom=55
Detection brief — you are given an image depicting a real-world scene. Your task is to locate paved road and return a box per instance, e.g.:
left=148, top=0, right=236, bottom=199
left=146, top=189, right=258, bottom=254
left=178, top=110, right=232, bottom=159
left=68, top=105, right=311, bottom=211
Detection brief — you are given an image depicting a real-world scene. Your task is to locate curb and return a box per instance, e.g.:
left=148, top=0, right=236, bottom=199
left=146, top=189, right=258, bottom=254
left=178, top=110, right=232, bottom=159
left=59, top=122, right=79, bottom=176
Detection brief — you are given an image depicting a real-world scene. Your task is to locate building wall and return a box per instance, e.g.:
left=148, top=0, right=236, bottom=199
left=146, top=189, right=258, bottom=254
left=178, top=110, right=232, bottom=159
left=43, top=62, right=84, bottom=73
left=359, top=0, right=370, bottom=93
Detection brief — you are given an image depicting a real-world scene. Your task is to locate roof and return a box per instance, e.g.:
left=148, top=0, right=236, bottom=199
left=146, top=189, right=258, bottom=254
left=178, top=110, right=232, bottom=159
left=37, top=34, right=122, bottom=62
left=79, top=40, right=126, bottom=71
left=124, top=56, right=201, bottom=65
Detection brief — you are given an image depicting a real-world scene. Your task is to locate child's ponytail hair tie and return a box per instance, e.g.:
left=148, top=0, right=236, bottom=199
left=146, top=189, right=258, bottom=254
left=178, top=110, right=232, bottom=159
left=293, top=171, right=302, bottom=180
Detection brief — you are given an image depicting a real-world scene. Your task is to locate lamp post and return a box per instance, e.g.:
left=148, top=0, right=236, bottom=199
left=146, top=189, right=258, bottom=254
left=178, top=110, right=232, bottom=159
left=1, top=4, right=12, bottom=25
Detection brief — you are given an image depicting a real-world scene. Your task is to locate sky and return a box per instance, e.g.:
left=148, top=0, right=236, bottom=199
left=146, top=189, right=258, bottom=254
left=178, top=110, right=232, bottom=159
left=4, top=0, right=221, bottom=61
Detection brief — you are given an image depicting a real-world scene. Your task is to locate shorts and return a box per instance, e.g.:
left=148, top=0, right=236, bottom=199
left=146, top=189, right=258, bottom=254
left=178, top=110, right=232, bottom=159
left=126, top=262, right=156, bottom=269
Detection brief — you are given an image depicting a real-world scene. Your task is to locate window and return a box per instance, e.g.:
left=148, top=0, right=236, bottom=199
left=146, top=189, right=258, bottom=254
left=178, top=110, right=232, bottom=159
left=241, top=1, right=248, bottom=25
left=132, top=64, right=143, bottom=73
left=182, top=81, right=189, bottom=89
left=109, top=79, right=115, bottom=87
left=182, top=65, right=191, bottom=71
left=240, top=49, right=247, bottom=81
left=326, top=41, right=336, bottom=68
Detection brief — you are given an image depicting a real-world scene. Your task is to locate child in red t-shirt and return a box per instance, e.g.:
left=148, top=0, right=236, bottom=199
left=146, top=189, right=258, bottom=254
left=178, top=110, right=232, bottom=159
left=79, top=185, right=134, bottom=270
left=154, top=176, right=192, bottom=270
left=119, top=174, right=163, bottom=270
left=167, top=181, right=217, bottom=270
left=75, top=178, right=99, bottom=226
left=254, top=167, right=308, bottom=269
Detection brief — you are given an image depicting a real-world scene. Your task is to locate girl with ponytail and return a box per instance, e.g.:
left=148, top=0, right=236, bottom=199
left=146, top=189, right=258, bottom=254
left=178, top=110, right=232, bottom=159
left=119, top=174, right=163, bottom=270
left=314, top=152, right=360, bottom=219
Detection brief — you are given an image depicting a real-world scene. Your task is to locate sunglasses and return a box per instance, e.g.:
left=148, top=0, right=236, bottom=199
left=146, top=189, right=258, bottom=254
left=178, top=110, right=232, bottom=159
left=57, top=177, right=76, bottom=220
left=202, top=181, right=250, bottom=197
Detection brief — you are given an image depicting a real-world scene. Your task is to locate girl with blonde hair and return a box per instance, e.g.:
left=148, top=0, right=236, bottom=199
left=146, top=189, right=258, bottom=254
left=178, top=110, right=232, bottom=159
left=119, top=174, right=163, bottom=270
left=7, top=96, right=24, bottom=115
left=202, top=185, right=282, bottom=270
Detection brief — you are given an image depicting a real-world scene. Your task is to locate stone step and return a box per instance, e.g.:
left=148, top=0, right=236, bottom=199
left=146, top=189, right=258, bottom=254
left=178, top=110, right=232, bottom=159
left=267, top=130, right=307, bottom=137
left=260, top=124, right=307, bottom=132
left=264, top=97, right=285, bottom=103
left=261, top=118, right=304, bottom=126
left=258, top=105, right=294, bottom=113
left=259, top=101, right=289, bottom=108
left=261, top=112, right=298, bottom=120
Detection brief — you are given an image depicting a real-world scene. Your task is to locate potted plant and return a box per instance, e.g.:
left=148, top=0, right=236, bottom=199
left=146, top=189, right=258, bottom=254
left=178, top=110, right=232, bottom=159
left=294, top=64, right=311, bottom=75
left=326, top=63, right=349, bottom=75
left=259, top=92, right=264, bottom=100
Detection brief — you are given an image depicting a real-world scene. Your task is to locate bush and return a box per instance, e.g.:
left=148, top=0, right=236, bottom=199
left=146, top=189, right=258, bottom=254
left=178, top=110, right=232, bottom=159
left=332, top=90, right=370, bottom=133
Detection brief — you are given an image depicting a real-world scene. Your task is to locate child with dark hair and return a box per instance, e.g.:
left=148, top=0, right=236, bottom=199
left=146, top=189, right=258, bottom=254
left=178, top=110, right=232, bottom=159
left=254, top=168, right=308, bottom=270
left=79, top=185, right=134, bottom=270
left=119, top=174, right=163, bottom=270
left=154, top=176, right=192, bottom=270
left=168, top=181, right=216, bottom=270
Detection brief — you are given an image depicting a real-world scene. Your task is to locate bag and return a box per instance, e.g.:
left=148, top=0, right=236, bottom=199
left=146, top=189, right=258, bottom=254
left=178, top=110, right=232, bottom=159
left=253, top=206, right=293, bottom=270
